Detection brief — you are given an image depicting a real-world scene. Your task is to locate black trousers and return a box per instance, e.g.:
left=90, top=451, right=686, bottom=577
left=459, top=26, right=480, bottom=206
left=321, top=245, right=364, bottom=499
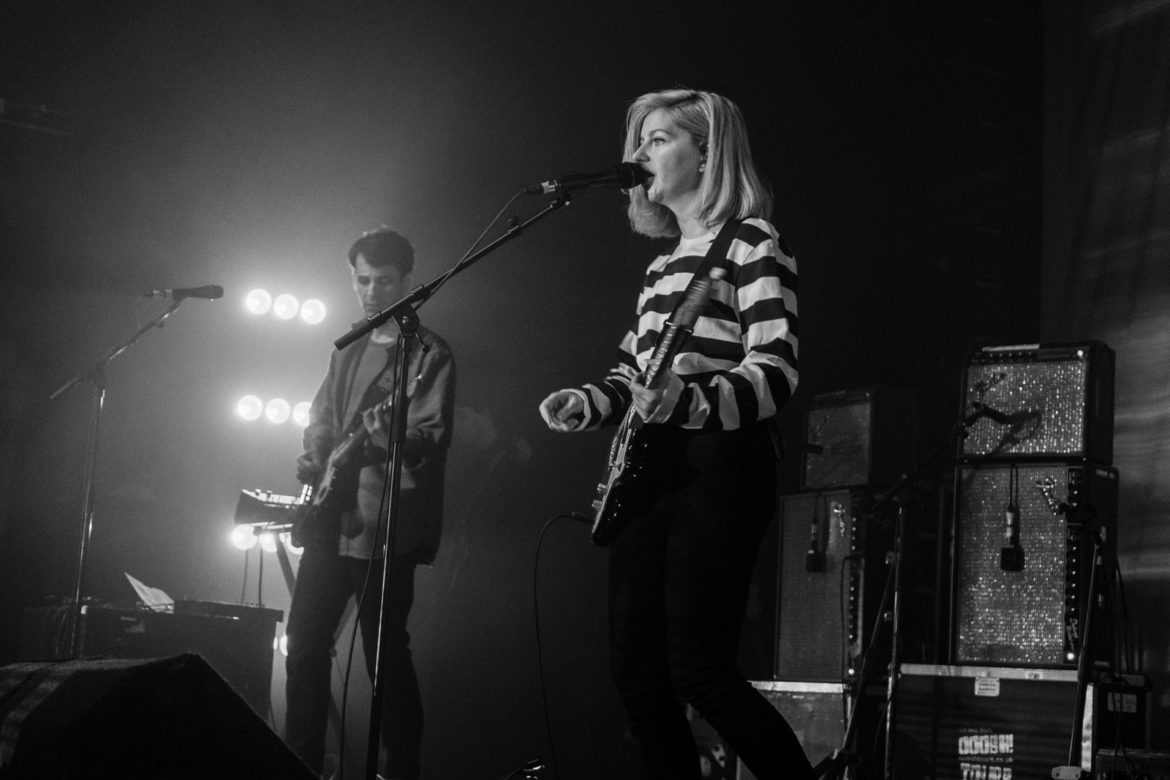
left=285, top=548, right=421, bottom=779
left=608, top=424, right=815, bottom=780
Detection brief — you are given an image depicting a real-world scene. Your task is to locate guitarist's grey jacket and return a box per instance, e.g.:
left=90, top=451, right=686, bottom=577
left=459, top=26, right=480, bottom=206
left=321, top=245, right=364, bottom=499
left=303, top=325, right=456, bottom=564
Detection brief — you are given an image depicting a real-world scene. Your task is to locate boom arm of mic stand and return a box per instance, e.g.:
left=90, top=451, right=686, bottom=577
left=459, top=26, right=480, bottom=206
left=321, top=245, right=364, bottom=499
left=333, top=192, right=572, bottom=351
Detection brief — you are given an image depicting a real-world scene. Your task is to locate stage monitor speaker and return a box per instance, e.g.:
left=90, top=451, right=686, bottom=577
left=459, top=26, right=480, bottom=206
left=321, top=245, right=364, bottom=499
left=775, top=488, right=893, bottom=682
left=801, top=386, right=915, bottom=490
left=18, top=600, right=282, bottom=716
left=960, top=342, right=1114, bottom=463
left=0, top=653, right=315, bottom=779
left=893, top=664, right=1147, bottom=779
left=951, top=462, right=1118, bottom=668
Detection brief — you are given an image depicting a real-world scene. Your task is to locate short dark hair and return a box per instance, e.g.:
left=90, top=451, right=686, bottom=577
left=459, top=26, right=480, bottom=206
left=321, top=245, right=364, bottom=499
left=347, top=228, right=414, bottom=275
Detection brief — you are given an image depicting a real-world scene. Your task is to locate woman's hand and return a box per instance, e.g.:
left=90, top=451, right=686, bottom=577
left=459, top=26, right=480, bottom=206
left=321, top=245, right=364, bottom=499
left=539, top=390, right=585, bottom=432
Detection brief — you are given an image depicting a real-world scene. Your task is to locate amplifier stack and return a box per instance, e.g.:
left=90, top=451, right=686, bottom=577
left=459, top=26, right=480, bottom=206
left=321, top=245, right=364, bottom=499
left=746, top=342, right=1151, bottom=779
left=889, top=341, right=1150, bottom=780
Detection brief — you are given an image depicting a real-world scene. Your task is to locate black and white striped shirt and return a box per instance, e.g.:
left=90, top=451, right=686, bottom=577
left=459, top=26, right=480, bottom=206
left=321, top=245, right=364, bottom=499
left=571, top=217, right=798, bottom=431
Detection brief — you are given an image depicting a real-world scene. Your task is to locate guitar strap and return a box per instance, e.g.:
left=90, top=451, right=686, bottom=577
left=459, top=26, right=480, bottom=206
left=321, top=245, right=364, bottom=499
left=667, top=218, right=786, bottom=461
left=673, top=218, right=741, bottom=317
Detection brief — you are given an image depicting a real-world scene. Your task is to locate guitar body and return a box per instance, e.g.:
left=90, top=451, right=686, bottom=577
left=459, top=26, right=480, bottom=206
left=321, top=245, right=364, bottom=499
left=290, top=397, right=390, bottom=547
left=588, top=269, right=723, bottom=546
left=590, top=416, right=653, bottom=546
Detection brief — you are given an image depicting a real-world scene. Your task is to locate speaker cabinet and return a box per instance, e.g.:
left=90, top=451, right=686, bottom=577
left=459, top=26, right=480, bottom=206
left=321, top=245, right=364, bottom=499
left=0, top=653, right=315, bottom=779
left=951, top=463, right=1118, bottom=667
left=735, top=680, right=873, bottom=780
left=801, top=386, right=915, bottom=490
left=960, top=342, right=1114, bottom=463
left=893, top=664, right=1147, bottom=780
left=775, top=488, right=893, bottom=682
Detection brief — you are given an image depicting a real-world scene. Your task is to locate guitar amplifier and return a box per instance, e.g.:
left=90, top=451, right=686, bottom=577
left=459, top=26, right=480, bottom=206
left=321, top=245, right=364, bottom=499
left=774, top=488, right=894, bottom=682
left=960, top=342, right=1114, bottom=463
left=801, top=387, right=916, bottom=490
left=951, top=463, right=1118, bottom=668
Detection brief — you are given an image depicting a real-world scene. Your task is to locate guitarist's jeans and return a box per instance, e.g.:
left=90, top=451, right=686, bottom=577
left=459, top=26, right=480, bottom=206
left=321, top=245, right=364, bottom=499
left=608, top=424, right=815, bottom=780
left=285, top=547, right=421, bottom=779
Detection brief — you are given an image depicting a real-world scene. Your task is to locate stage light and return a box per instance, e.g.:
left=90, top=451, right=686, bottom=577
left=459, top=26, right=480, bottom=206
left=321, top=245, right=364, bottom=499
left=237, top=395, right=264, bottom=421
left=230, top=525, right=258, bottom=551
left=245, top=289, right=273, bottom=315
left=265, top=398, right=291, bottom=424
left=273, top=293, right=299, bottom=320
left=292, top=401, right=312, bottom=427
left=259, top=531, right=278, bottom=553
left=300, top=298, right=327, bottom=325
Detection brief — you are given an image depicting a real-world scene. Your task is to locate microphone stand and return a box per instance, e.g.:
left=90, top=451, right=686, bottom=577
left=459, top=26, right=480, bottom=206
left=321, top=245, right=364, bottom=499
left=333, top=192, right=572, bottom=780
left=1050, top=502, right=1107, bottom=780
left=48, top=298, right=185, bottom=658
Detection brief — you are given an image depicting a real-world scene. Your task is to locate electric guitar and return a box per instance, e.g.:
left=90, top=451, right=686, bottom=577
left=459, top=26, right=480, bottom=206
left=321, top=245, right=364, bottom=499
left=291, top=396, right=392, bottom=547
left=589, top=268, right=723, bottom=546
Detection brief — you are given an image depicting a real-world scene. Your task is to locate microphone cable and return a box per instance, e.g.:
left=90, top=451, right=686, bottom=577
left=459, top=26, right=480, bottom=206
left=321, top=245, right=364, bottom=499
left=529, top=511, right=593, bottom=780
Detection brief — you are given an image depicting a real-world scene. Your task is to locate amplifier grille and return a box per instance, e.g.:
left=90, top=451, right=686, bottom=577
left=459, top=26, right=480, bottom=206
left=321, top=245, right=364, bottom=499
left=960, top=343, right=1114, bottom=462
left=952, top=463, right=1117, bottom=667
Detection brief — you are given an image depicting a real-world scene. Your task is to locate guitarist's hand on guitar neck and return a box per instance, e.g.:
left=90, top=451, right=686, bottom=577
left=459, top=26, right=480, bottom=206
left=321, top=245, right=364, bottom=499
left=630, top=369, right=684, bottom=423
left=360, top=403, right=393, bottom=445
left=295, top=451, right=324, bottom=484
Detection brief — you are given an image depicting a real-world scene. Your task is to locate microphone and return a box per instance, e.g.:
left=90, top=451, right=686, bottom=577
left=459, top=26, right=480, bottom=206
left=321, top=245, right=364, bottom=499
left=146, top=285, right=224, bottom=300
left=1000, top=502, right=1025, bottom=572
left=525, top=162, right=649, bottom=195
left=806, top=514, right=825, bottom=573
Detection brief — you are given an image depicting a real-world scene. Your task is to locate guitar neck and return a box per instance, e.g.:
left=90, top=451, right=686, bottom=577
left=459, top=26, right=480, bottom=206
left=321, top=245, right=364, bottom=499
left=643, top=320, right=691, bottom=390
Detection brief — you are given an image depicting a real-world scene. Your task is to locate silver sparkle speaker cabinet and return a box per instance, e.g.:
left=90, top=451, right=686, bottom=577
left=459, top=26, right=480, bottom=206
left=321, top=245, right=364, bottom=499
left=951, top=462, right=1117, bottom=668
left=960, top=342, right=1114, bottom=463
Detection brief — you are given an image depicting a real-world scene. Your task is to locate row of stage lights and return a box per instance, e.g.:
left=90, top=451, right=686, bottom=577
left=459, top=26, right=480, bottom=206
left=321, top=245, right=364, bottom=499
left=244, top=289, right=328, bottom=324
left=237, top=396, right=312, bottom=426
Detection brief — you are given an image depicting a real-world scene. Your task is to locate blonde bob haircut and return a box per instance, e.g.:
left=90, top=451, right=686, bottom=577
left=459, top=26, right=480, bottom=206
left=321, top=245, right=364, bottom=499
left=623, top=88, right=773, bottom=239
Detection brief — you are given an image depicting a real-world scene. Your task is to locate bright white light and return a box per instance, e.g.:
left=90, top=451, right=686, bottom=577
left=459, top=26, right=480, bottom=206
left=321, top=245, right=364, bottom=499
left=300, top=299, right=327, bottom=325
left=245, top=289, right=273, bottom=315
left=273, top=293, right=299, bottom=320
left=231, top=525, right=258, bottom=551
left=292, top=401, right=312, bottom=427
left=277, top=633, right=289, bottom=656
left=259, top=532, right=278, bottom=553
left=265, top=398, right=291, bottom=424
left=237, top=395, right=264, bottom=421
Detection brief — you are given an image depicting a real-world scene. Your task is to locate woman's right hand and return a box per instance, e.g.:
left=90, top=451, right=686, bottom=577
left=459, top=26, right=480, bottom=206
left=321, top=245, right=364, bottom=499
left=538, top=390, right=584, bottom=432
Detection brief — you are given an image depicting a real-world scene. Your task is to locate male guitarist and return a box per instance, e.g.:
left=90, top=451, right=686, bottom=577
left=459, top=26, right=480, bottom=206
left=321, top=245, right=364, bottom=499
left=285, top=227, right=456, bottom=780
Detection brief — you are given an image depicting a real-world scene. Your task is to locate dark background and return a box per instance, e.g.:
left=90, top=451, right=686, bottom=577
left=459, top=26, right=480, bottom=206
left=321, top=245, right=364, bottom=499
left=3, top=1, right=1164, bottom=777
